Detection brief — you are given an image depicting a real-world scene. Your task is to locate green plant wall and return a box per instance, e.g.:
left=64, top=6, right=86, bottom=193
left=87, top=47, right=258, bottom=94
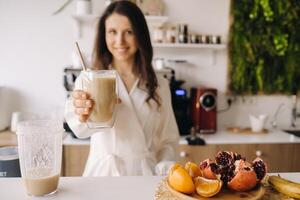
left=229, top=0, right=300, bottom=95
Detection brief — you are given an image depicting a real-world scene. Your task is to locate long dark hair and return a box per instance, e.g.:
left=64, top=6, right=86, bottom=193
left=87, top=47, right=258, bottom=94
left=93, top=1, right=160, bottom=108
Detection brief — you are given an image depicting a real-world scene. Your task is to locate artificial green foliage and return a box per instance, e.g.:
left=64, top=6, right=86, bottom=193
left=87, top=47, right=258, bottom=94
left=229, top=0, right=300, bottom=95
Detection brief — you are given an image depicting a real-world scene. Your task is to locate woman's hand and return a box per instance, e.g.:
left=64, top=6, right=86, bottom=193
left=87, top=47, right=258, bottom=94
left=72, top=90, right=94, bottom=122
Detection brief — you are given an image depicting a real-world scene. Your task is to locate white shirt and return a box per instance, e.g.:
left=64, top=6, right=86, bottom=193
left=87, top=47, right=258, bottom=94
left=65, top=73, right=179, bottom=176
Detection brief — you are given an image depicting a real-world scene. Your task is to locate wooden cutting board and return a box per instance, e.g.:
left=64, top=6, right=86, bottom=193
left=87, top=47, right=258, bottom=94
left=164, top=180, right=265, bottom=200
left=227, top=127, right=268, bottom=134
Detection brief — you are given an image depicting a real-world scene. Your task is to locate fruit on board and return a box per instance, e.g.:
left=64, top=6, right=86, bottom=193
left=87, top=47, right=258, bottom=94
left=268, top=175, right=300, bottom=199
left=194, top=176, right=223, bottom=197
left=168, top=163, right=195, bottom=194
left=185, top=161, right=202, bottom=178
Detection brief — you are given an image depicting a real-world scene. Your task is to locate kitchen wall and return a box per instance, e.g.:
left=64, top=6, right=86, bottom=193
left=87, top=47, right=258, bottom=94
left=0, top=0, right=298, bottom=129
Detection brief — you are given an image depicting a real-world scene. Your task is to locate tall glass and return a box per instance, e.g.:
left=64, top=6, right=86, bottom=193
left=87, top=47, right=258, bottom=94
left=16, top=120, right=63, bottom=196
left=81, top=70, right=118, bottom=129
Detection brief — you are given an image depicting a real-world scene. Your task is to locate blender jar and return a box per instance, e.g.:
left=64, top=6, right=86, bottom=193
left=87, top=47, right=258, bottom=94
left=16, top=120, right=63, bottom=196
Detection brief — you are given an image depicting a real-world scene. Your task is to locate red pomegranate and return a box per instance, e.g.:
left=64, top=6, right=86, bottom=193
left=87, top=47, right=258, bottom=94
left=199, top=159, right=220, bottom=180
left=227, top=160, right=257, bottom=192
left=198, top=151, right=267, bottom=192
left=252, top=157, right=267, bottom=181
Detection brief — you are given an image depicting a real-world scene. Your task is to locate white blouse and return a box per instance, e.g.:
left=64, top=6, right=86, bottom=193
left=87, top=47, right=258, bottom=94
left=65, top=73, right=179, bottom=176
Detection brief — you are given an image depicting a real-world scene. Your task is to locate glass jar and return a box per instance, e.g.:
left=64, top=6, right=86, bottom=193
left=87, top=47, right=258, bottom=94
left=165, top=26, right=177, bottom=43
left=152, top=26, right=164, bottom=43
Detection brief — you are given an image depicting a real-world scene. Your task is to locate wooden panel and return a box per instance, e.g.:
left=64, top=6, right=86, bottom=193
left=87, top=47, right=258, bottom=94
left=256, top=144, right=295, bottom=172
left=178, top=145, right=217, bottom=164
left=292, top=143, right=300, bottom=171
left=62, top=145, right=90, bottom=176
left=178, top=143, right=300, bottom=172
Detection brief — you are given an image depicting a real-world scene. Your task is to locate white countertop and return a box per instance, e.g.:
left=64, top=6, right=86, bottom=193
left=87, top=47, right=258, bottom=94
left=180, top=129, right=300, bottom=145
left=0, top=176, right=162, bottom=200
left=63, top=129, right=300, bottom=145
left=0, top=173, right=299, bottom=200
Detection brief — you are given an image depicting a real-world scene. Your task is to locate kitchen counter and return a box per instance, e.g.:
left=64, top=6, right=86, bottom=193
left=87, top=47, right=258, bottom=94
left=63, top=129, right=300, bottom=145
left=0, top=173, right=299, bottom=199
left=2, top=129, right=300, bottom=146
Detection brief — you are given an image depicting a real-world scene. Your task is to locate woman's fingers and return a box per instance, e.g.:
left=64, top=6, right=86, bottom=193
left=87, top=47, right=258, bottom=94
left=73, top=99, right=93, bottom=108
left=72, top=90, right=90, bottom=100
left=75, top=107, right=92, bottom=115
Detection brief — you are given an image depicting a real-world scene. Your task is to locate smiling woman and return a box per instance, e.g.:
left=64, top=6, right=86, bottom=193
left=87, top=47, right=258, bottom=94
left=64, top=1, right=180, bottom=177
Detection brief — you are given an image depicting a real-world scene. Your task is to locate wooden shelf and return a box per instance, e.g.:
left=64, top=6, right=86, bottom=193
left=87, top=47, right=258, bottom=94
left=72, top=14, right=168, bottom=23
left=71, top=14, right=168, bottom=38
left=152, top=43, right=226, bottom=49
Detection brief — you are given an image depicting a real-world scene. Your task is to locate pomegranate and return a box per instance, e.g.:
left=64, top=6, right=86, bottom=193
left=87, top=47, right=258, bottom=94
left=227, top=160, right=257, bottom=192
left=252, top=157, right=267, bottom=181
left=199, top=159, right=220, bottom=180
left=198, top=151, right=267, bottom=192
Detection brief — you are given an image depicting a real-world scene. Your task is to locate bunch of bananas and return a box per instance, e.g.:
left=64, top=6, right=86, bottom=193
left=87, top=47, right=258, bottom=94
left=268, top=175, right=300, bottom=199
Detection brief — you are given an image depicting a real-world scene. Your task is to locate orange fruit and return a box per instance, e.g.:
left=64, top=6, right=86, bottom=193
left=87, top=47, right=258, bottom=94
left=168, top=163, right=195, bottom=194
left=194, top=176, right=223, bottom=197
left=184, top=161, right=202, bottom=178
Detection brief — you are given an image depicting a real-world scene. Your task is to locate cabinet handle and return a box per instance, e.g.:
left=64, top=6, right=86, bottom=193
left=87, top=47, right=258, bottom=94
left=255, top=150, right=262, bottom=157
left=180, top=151, right=188, bottom=157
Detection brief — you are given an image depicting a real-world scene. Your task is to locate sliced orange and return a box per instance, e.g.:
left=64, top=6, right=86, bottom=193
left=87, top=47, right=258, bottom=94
left=184, top=161, right=202, bottom=178
left=194, top=176, right=223, bottom=197
left=168, top=163, right=195, bottom=194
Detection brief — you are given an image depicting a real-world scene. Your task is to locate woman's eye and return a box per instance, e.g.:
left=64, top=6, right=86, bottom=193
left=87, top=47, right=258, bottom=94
left=125, top=30, right=133, bottom=35
left=108, top=30, right=116, bottom=35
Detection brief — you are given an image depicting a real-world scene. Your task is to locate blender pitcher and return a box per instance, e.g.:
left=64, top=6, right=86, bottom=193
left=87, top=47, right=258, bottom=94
left=16, top=120, right=63, bottom=196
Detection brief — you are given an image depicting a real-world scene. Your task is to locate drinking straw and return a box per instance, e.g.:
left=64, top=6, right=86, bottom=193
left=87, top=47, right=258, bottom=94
left=75, top=42, right=87, bottom=71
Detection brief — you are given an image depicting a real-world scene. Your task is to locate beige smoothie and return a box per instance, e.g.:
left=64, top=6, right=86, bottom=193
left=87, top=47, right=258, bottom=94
left=87, top=76, right=116, bottom=122
left=23, top=169, right=59, bottom=196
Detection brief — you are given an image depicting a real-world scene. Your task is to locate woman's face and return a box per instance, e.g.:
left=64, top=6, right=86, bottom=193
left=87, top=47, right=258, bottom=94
left=105, top=13, right=138, bottom=63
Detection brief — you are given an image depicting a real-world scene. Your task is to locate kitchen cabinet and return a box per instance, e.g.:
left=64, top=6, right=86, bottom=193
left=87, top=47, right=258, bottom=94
left=62, top=145, right=89, bottom=176
left=178, top=143, right=300, bottom=172
left=61, top=143, right=300, bottom=176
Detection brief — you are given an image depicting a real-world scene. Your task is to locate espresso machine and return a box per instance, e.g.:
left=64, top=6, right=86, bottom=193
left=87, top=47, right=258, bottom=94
left=167, top=68, right=192, bottom=136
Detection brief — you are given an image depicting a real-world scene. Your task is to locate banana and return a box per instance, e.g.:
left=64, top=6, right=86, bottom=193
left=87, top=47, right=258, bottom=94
left=268, top=175, right=300, bottom=199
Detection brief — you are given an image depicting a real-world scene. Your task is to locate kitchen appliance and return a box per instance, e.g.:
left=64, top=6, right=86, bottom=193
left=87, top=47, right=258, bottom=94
left=168, top=69, right=192, bottom=135
left=63, top=67, right=81, bottom=138
left=16, top=120, right=63, bottom=196
left=0, top=146, right=21, bottom=177
left=63, top=67, right=81, bottom=97
left=0, top=87, right=10, bottom=131
left=190, top=87, right=217, bottom=133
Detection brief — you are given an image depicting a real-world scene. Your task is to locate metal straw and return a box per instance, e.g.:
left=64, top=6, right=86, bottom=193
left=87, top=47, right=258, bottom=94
left=75, top=42, right=87, bottom=71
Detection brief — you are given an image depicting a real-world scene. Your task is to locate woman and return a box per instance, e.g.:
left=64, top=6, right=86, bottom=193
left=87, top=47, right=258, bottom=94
left=65, top=1, right=179, bottom=176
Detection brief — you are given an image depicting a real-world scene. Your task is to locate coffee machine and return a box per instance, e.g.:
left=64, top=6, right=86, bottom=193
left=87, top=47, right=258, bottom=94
left=167, top=69, right=192, bottom=136
left=190, top=87, right=217, bottom=133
